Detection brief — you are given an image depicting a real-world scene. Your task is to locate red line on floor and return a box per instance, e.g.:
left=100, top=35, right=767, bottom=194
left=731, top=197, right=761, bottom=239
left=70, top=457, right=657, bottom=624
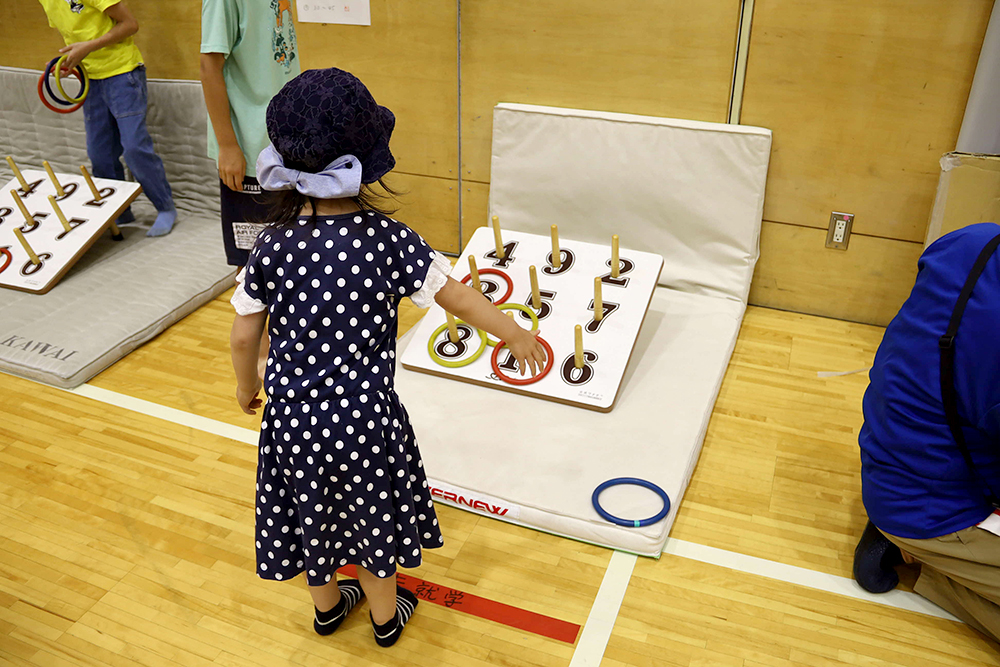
left=337, top=565, right=580, bottom=644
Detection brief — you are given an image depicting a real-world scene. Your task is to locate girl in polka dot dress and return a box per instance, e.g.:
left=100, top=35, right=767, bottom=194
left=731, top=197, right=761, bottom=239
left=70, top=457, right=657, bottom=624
left=229, top=68, right=547, bottom=647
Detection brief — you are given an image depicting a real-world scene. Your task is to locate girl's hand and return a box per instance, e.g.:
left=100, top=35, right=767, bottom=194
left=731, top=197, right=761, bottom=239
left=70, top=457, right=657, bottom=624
left=506, top=327, right=547, bottom=377
left=58, top=42, right=94, bottom=73
left=237, top=381, right=263, bottom=415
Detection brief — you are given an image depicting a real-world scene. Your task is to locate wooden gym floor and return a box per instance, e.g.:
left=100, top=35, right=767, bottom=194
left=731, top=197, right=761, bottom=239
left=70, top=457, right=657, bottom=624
left=1, top=289, right=998, bottom=666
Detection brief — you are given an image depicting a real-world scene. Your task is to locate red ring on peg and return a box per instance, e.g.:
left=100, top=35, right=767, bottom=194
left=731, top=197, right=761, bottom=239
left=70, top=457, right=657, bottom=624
left=490, top=335, right=554, bottom=385
left=461, top=268, right=513, bottom=305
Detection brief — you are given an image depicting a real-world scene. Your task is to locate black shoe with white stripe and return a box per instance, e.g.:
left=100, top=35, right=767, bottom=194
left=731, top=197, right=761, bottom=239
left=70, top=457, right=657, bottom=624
left=314, top=579, right=365, bottom=636
left=371, top=586, right=419, bottom=647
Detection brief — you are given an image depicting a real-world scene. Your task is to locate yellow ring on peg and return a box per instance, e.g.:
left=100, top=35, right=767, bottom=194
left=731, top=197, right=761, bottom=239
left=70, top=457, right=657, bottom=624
left=487, top=303, right=540, bottom=347
left=428, top=320, right=488, bottom=368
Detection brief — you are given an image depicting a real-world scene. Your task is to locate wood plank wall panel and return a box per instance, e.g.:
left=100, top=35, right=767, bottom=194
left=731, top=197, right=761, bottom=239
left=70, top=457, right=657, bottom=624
left=742, top=0, right=993, bottom=324
left=460, top=181, right=491, bottom=240
left=293, top=1, right=460, bottom=250
left=389, top=173, right=460, bottom=253
left=1, top=5, right=74, bottom=72
left=742, top=0, right=992, bottom=241
left=0, top=3, right=201, bottom=80
left=294, top=1, right=458, bottom=183
left=750, top=223, right=924, bottom=325
left=458, top=0, right=742, bottom=242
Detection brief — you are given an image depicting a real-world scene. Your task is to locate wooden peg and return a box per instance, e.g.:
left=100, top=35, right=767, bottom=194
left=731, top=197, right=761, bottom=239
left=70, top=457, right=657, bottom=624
left=491, top=215, right=504, bottom=259
left=550, top=224, right=561, bottom=269
left=574, top=324, right=584, bottom=369
left=446, top=312, right=459, bottom=343
left=80, top=165, right=102, bottom=201
left=13, top=227, right=40, bottom=265
left=611, top=234, right=620, bottom=278
left=611, top=234, right=619, bottom=278
left=10, top=189, right=31, bottom=223
left=108, top=220, right=123, bottom=241
left=468, top=255, right=482, bottom=293
left=48, top=195, right=72, bottom=233
left=5, top=156, right=29, bottom=192
left=529, top=265, right=541, bottom=309
left=594, top=277, right=603, bottom=322
left=42, top=160, right=65, bottom=197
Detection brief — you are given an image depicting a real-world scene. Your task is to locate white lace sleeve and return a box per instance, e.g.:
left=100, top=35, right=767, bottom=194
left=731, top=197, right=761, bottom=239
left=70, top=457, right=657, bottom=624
left=231, top=267, right=267, bottom=316
left=409, top=251, right=453, bottom=309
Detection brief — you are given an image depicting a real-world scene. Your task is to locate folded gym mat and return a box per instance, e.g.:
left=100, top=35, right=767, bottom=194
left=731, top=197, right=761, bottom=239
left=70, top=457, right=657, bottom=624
left=0, top=67, right=234, bottom=388
left=395, top=104, right=771, bottom=555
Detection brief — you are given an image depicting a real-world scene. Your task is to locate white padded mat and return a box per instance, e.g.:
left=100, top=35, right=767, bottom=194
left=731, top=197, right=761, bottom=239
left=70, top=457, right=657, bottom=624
left=397, top=289, right=743, bottom=556
left=0, top=67, right=234, bottom=387
left=489, top=104, right=771, bottom=303
left=396, top=104, right=770, bottom=556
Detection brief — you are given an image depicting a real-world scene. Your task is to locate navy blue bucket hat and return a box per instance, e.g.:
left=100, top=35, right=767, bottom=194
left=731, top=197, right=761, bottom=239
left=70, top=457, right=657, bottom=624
left=265, top=68, right=395, bottom=184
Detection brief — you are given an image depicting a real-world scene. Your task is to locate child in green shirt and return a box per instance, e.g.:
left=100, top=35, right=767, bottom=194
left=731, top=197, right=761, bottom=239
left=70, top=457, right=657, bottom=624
left=200, top=0, right=300, bottom=266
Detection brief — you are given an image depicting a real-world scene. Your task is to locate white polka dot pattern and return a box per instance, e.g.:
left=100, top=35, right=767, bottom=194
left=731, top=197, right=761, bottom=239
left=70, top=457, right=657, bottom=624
left=243, top=212, right=444, bottom=584
left=244, top=213, right=436, bottom=403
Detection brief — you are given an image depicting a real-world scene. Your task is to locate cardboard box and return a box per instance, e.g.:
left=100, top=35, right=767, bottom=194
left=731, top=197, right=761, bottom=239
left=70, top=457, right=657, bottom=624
left=925, top=152, right=1000, bottom=247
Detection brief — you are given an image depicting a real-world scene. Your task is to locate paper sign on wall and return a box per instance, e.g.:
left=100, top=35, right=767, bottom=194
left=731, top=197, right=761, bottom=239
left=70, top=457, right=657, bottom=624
left=296, top=1, right=371, bottom=26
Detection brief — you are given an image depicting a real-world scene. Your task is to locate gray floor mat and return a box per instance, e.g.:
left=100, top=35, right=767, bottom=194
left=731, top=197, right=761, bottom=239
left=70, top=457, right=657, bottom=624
left=0, top=67, right=235, bottom=388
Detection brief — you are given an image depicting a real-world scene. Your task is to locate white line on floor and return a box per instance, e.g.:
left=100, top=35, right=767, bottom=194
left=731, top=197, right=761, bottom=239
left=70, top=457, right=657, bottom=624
left=68, top=384, right=258, bottom=446
left=569, top=550, right=637, bottom=667
left=68, top=383, right=962, bottom=651
left=662, top=538, right=959, bottom=621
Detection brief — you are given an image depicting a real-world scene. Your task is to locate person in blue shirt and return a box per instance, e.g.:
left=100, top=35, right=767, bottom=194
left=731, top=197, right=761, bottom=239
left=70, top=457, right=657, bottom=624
left=854, top=223, right=1000, bottom=642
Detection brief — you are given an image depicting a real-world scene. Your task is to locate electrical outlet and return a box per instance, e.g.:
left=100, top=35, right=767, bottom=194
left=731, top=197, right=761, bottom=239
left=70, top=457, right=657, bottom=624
left=826, top=212, right=853, bottom=250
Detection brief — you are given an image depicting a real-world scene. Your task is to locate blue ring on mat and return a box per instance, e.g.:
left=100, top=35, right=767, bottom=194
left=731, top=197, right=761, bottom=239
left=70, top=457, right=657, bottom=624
left=43, top=57, right=78, bottom=106
left=592, top=477, right=671, bottom=528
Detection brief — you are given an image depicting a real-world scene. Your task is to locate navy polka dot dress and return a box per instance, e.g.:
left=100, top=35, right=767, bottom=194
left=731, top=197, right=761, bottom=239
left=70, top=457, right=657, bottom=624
left=240, top=211, right=445, bottom=585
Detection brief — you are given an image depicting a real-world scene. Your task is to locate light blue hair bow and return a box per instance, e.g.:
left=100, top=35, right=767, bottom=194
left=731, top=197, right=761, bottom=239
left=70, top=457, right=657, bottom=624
left=255, top=143, right=362, bottom=198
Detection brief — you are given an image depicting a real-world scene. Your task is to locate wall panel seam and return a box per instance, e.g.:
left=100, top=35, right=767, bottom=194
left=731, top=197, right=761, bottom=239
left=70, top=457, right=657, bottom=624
left=762, top=219, right=925, bottom=245
left=728, top=0, right=755, bottom=124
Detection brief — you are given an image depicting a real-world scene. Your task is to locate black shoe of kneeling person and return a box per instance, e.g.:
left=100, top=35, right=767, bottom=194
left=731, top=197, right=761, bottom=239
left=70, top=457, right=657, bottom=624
left=853, top=520, right=905, bottom=593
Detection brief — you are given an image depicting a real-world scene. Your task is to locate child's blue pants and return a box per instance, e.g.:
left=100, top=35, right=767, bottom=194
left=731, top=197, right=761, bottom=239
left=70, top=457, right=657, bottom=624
left=83, top=65, right=174, bottom=213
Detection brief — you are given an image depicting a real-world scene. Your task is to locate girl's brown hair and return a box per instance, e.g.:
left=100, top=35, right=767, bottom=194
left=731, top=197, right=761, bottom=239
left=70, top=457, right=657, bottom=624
left=261, top=178, right=402, bottom=231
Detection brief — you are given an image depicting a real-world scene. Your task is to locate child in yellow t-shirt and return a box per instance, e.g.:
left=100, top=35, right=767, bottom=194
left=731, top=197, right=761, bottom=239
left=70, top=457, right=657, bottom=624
left=38, top=0, right=177, bottom=237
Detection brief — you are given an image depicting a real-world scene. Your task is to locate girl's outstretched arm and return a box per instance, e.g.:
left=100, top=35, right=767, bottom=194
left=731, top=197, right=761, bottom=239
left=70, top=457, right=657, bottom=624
left=231, top=311, right=267, bottom=414
left=433, top=277, right=547, bottom=376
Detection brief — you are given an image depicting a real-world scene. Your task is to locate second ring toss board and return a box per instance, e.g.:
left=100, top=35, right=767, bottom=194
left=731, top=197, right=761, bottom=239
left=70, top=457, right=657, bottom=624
left=400, top=226, right=663, bottom=412
left=1, top=168, right=141, bottom=294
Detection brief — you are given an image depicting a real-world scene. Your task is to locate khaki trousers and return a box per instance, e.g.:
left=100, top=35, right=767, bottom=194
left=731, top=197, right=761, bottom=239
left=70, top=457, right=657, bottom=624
left=882, top=525, right=1000, bottom=642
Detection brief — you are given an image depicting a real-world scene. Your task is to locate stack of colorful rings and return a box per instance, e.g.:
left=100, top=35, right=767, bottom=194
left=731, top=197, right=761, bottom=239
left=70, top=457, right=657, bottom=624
left=38, top=56, right=89, bottom=114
